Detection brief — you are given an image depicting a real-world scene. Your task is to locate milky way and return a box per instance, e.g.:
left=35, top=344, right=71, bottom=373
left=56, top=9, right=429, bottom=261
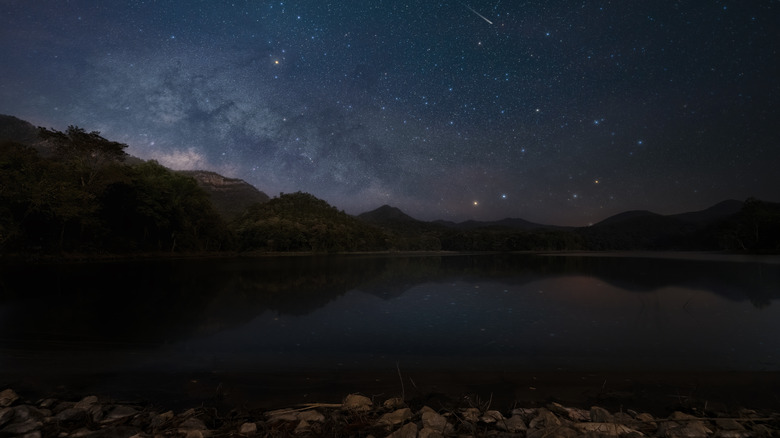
left=1, top=1, right=778, bottom=225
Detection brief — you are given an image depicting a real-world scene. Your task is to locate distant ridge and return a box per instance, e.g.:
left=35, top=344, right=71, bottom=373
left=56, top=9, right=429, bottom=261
left=0, top=114, right=44, bottom=148
left=178, top=170, right=269, bottom=221
left=448, top=217, right=562, bottom=230
left=592, top=210, right=659, bottom=227
left=357, top=204, right=421, bottom=224
left=672, top=199, right=743, bottom=223
left=359, top=204, right=560, bottom=231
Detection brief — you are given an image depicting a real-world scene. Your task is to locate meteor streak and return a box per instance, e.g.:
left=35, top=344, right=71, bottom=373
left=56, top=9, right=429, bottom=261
left=461, top=2, right=493, bottom=25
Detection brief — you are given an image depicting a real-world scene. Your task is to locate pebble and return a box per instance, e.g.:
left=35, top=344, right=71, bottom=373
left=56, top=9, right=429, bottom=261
left=0, top=388, right=776, bottom=437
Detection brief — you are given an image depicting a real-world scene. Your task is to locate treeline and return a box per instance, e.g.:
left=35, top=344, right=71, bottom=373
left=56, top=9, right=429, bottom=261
left=2, top=125, right=778, bottom=256
left=0, top=127, right=230, bottom=254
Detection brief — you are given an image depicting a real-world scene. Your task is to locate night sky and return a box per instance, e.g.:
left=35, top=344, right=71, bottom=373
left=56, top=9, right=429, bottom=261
left=2, top=1, right=778, bottom=226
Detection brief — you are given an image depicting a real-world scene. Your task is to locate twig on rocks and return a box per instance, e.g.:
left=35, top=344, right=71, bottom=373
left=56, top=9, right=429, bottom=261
left=396, top=361, right=405, bottom=401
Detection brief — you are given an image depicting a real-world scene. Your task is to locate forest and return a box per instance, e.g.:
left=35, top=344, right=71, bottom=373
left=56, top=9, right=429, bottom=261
left=1, top=124, right=778, bottom=257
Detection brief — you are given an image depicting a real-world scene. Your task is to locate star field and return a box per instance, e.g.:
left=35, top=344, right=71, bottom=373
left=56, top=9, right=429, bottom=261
left=1, top=1, right=778, bottom=225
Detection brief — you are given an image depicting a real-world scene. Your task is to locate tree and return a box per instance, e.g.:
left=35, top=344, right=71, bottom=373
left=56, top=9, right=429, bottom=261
left=38, top=125, right=128, bottom=189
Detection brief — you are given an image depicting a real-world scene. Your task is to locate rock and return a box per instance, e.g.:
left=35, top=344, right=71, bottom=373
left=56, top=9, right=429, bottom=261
left=590, top=406, right=614, bottom=423
left=529, top=408, right=561, bottom=429
left=377, top=408, right=412, bottom=427
left=343, top=394, right=373, bottom=412
left=1, top=418, right=42, bottom=435
left=633, top=412, right=658, bottom=434
left=421, top=409, right=454, bottom=435
left=179, top=417, right=208, bottom=431
left=298, top=409, right=325, bottom=423
left=527, top=425, right=578, bottom=438
left=151, top=410, right=175, bottom=429
left=54, top=407, right=88, bottom=423
left=635, top=412, right=656, bottom=422
left=460, top=407, right=480, bottom=423
left=13, top=405, right=49, bottom=423
left=74, top=396, right=99, bottom=410
left=265, top=408, right=299, bottom=422
left=294, top=419, right=311, bottom=434
left=659, top=413, right=713, bottom=438
left=0, top=408, right=14, bottom=428
left=239, top=421, right=258, bottom=435
left=512, top=408, right=537, bottom=418
left=715, top=419, right=745, bottom=431
left=714, top=431, right=752, bottom=438
left=37, top=399, right=57, bottom=409
left=480, top=410, right=504, bottom=423
left=383, top=397, right=406, bottom=410
left=496, top=415, right=527, bottom=433
left=418, top=427, right=444, bottom=438
left=574, top=422, right=641, bottom=437
left=0, top=389, right=19, bottom=408
left=386, top=422, right=418, bottom=438
left=103, top=405, right=139, bottom=423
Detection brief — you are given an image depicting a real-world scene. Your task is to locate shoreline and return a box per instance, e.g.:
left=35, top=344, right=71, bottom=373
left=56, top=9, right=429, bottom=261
left=1, top=248, right=772, bottom=266
left=2, top=384, right=779, bottom=437
left=5, top=369, right=780, bottom=417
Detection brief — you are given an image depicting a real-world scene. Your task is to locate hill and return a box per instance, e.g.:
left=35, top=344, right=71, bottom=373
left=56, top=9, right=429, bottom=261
left=357, top=204, right=420, bottom=225
left=233, top=192, right=389, bottom=252
left=179, top=170, right=269, bottom=221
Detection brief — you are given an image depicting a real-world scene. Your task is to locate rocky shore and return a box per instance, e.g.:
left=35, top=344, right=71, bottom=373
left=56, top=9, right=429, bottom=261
left=2, top=388, right=779, bottom=438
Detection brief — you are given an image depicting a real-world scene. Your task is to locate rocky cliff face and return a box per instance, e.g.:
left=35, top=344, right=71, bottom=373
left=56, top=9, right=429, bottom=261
left=179, top=170, right=269, bottom=220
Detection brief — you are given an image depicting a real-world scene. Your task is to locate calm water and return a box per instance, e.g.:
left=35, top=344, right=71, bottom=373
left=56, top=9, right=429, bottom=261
left=1, top=253, right=780, bottom=407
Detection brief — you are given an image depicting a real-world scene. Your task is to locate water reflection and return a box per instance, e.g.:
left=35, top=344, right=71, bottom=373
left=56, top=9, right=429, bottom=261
left=1, top=253, right=779, bottom=376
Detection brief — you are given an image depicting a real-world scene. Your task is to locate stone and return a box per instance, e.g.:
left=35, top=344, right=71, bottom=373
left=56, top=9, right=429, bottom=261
left=294, top=419, right=311, bottom=434
left=496, top=415, right=527, bottom=433
left=54, top=407, right=88, bottom=423
left=659, top=415, right=713, bottom=438
left=343, top=394, right=373, bottom=412
left=298, top=409, right=325, bottom=423
left=383, top=397, right=406, bottom=410
left=377, top=408, right=412, bottom=427
left=0, top=389, right=19, bottom=408
left=37, top=399, right=57, bottom=409
left=386, top=422, right=417, bottom=438
left=529, top=408, right=561, bottom=429
left=635, top=412, right=655, bottom=422
left=714, top=431, right=752, bottom=438
left=527, top=425, right=578, bottom=438
left=151, top=410, right=175, bottom=429
left=103, top=405, right=139, bottom=422
left=460, top=407, right=481, bottom=423
left=0, top=408, right=14, bottom=428
left=574, top=422, right=641, bottom=437
left=13, top=405, right=49, bottom=423
left=633, top=412, right=658, bottom=434
left=74, top=396, right=99, bottom=410
left=179, top=417, right=208, bottom=431
left=715, top=419, right=745, bottom=431
left=239, top=421, right=258, bottom=435
left=418, top=427, right=444, bottom=438
left=590, top=406, right=614, bottom=423
left=421, top=410, right=454, bottom=435
left=265, top=408, right=299, bottom=422
left=480, top=410, right=504, bottom=423
left=1, top=418, right=42, bottom=435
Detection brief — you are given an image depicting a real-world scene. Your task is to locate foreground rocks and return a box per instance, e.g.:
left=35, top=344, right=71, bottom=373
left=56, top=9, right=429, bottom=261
left=1, top=388, right=778, bottom=437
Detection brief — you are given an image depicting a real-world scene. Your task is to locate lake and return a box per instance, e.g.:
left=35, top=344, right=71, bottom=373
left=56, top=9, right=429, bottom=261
left=1, top=252, right=779, bottom=412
